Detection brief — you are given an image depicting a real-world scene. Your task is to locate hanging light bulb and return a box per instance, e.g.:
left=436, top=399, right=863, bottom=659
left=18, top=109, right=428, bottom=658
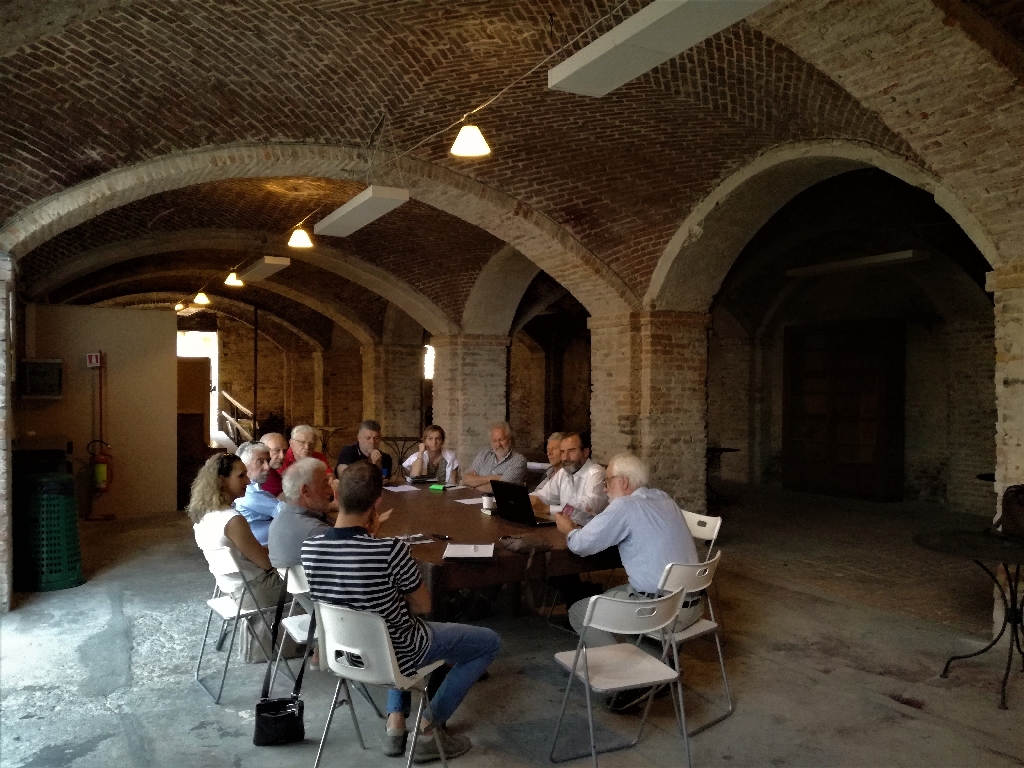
left=174, top=302, right=185, bottom=311
left=224, top=272, right=244, bottom=287
left=450, top=125, right=491, bottom=157
left=194, top=292, right=211, bottom=305
left=288, top=228, right=313, bottom=248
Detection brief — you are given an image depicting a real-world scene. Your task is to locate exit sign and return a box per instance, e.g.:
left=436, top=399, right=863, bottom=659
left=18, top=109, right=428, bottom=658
left=85, top=352, right=101, bottom=368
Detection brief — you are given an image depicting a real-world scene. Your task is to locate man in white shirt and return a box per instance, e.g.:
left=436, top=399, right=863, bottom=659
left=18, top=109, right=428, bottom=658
left=555, top=452, right=702, bottom=648
left=531, top=432, right=607, bottom=525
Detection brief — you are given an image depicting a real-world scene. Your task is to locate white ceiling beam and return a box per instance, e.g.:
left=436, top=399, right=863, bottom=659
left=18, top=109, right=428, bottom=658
left=548, top=0, right=776, bottom=97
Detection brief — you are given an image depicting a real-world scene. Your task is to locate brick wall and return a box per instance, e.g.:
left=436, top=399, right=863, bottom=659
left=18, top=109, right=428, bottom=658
left=589, top=315, right=641, bottom=466
left=216, top=315, right=287, bottom=427
left=361, top=344, right=424, bottom=438
left=324, top=333, right=363, bottom=439
left=431, top=336, right=509, bottom=470
left=904, top=321, right=950, bottom=504
left=0, top=253, right=11, bottom=611
left=707, top=307, right=752, bottom=482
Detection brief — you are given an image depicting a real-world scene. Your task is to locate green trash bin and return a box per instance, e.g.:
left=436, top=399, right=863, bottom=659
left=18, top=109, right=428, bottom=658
left=14, top=473, right=85, bottom=591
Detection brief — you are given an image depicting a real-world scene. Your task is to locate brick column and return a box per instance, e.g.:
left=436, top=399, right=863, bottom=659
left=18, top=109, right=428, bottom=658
left=590, top=312, right=710, bottom=512
left=430, top=335, right=509, bottom=469
left=312, top=350, right=325, bottom=426
left=0, top=253, right=12, bottom=611
left=639, top=311, right=711, bottom=514
left=361, top=344, right=424, bottom=437
left=589, top=314, right=641, bottom=464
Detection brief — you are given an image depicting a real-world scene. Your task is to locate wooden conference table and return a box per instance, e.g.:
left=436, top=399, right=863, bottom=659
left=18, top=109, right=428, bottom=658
left=374, top=484, right=620, bottom=620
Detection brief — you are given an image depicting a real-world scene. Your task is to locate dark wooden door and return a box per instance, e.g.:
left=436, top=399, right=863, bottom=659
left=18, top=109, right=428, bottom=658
left=783, top=320, right=905, bottom=501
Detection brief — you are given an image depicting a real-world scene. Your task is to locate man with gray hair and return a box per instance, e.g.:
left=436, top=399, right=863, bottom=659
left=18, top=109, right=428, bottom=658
left=281, top=425, right=331, bottom=475
left=268, top=457, right=333, bottom=569
left=232, top=441, right=278, bottom=545
left=536, top=431, right=565, bottom=490
left=555, top=452, right=702, bottom=650
left=335, top=419, right=393, bottom=481
left=463, top=421, right=528, bottom=492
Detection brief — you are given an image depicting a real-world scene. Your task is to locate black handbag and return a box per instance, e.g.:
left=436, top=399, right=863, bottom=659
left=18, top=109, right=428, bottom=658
left=253, top=584, right=317, bottom=746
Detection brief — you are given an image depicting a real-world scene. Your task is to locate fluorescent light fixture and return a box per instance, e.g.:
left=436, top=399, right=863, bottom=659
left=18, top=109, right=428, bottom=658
left=288, top=228, right=313, bottom=248
left=194, top=292, right=211, bottom=305
left=239, top=256, right=291, bottom=282
left=785, top=250, right=925, bottom=278
left=314, top=185, right=410, bottom=238
left=548, top=0, right=775, bottom=97
left=450, top=125, right=491, bottom=157
left=224, top=272, right=244, bottom=287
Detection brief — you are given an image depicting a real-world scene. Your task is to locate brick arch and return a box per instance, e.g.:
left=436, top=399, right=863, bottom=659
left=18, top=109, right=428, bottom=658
left=65, top=266, right=378, bottom=347
left=0, top=143, right=638, bottom=319
left=749, top=0, right=1024, bottom=269
left=29, top=228, right=457, bottom=337
left=646, top=140, right=995, bottom=312
left=461, top=244, right=541, bottom=336
left=96, top=292, right=320, bottom=352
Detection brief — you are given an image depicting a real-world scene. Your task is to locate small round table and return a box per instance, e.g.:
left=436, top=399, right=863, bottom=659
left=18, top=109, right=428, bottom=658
left=914, top=529, right=1024, bottom=709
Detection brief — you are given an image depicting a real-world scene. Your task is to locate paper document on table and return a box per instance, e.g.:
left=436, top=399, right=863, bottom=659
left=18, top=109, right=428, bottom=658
left=395, top=534, right=433, bottom=545
left=385, top=485, right=420, bottom=493
left=443, top=543, right=494, bottom=559
left=456, top=497, right=485, bottom=505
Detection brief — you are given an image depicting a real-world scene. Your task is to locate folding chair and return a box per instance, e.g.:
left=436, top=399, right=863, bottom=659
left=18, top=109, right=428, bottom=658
left=194, top=547, right=278, bottom=704
left=268, top=566, right=385, bottom=719
left=550, top=588, right=692, bottom=768
left=313, top=601, right=449, bottom=768
left=647, top=552, right=733, bottom=736
left=681, top=510, right=721, bottom=562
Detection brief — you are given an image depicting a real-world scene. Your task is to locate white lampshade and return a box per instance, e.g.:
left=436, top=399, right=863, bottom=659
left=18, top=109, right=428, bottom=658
left=193, top=292, right=211, bottom=305
left=288, top=228, right=313, bottom=248
left=224, top=272, right=244, bottom=286
left=174, top=302, right=185, bottom=311
left=450, top=125, right=491, bottom=157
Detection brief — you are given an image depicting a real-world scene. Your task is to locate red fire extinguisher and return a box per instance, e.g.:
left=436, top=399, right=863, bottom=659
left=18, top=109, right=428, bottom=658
left=88, top=440, right=113, bottom=492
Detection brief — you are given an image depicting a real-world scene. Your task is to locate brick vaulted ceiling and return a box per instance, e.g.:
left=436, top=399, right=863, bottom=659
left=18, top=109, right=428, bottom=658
left=0, top=0, right=932, bottom=336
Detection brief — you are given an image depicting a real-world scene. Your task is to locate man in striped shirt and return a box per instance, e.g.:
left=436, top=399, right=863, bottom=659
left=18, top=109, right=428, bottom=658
left=301, top=461, right=500, bottom=763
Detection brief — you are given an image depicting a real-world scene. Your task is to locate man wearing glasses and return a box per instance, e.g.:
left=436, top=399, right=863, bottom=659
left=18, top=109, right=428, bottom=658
left=280, top=424, right=331, bottom=474
left=555, top=452, right=702, bottom=649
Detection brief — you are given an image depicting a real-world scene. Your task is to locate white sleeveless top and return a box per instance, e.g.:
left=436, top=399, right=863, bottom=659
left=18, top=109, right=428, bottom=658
left=193, top=508, right=261, bottom=593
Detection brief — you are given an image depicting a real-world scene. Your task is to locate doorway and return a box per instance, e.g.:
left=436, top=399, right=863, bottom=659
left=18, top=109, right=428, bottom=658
left=782, top=320, right=905, bottom=501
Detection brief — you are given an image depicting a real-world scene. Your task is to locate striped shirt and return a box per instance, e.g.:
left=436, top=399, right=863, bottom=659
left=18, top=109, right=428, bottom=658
left=301, top=526, right=430, bottom=676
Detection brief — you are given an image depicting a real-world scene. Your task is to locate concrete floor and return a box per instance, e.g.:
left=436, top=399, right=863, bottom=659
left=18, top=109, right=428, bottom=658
left=2, top=483, right=1022, bottom=767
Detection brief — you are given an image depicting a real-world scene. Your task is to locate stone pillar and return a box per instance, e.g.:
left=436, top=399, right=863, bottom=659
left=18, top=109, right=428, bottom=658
left=639, top=311, right=710, bottom=514
left=361, top=344, right=424, bottom=437
left=431, top=335, right=510, bottom=469
left=590, top=311, right=709, bottom=513
left=0, top=253, right=12, bottom=611
left=312, top=350, right=324, bottom=425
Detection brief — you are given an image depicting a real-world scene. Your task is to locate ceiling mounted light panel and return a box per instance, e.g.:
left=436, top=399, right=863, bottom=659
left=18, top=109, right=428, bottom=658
left=239, top=256, right=291, bottom=282
left=548, top=0, right=775, bottom=97
left=314, top=185, right=410, bottom=238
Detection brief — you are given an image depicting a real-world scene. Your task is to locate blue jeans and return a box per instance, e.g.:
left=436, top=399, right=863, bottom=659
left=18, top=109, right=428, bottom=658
left=386, top=622, right=500, bottom=726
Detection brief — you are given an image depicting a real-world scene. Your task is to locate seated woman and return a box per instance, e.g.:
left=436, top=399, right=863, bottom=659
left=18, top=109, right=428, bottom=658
left=403, top=424, right=460, bottom=484
left=189, top=452, right=283, bottom=608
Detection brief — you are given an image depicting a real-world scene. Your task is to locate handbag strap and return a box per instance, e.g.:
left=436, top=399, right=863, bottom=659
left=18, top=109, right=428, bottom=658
left=259, top=576, right=291, bottom=701
left=289, top=611, right=317, bottom=699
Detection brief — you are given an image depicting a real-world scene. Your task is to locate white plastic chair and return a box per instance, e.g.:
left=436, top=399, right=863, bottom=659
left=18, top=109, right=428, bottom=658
left=648, top=552, right=733, bottom=735
left=550, top=588, right=692, bottom=768
left=313, top=601, right=448, bottom=768
left=268, top=566, right=385, bottom=719
left=194, top=547, right=278, bottom=704
left=681, top=510, right=721, bottom=562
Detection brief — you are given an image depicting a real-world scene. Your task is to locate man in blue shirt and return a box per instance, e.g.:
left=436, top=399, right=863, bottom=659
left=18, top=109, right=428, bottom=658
left=555, top=452, right=702, bottom=648
left=232, top=441, right=280, bottom=545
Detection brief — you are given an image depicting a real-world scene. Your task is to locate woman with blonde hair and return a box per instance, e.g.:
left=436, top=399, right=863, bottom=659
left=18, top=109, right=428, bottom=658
left=404, top=424, right=460, bottom=484
left=189, top=453, right=282, bottom=607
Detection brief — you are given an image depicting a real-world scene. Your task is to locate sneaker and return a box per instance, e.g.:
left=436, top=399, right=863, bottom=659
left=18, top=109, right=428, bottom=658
left=382, top=727, right=407, bottom=757
left=411, top=727, right=472, bottom=764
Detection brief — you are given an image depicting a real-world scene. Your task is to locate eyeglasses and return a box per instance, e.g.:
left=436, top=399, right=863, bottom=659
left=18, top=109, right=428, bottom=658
left=603, top=475, right=620, bottom=486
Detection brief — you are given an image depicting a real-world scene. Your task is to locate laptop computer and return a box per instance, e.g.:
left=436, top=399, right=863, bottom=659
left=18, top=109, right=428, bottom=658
left=490, top=480, right=557, bottom=526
